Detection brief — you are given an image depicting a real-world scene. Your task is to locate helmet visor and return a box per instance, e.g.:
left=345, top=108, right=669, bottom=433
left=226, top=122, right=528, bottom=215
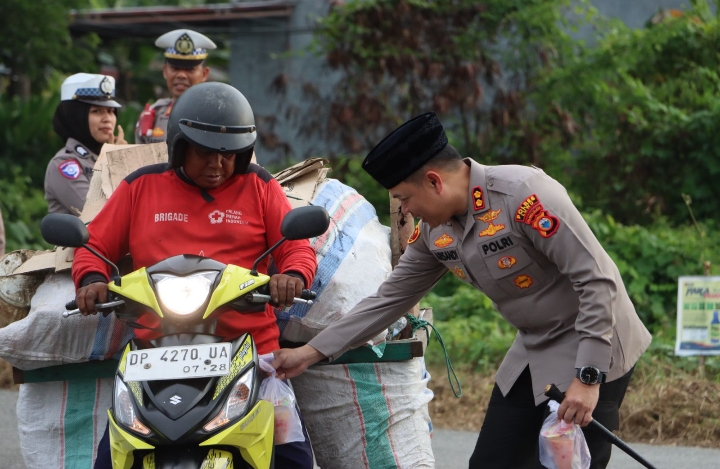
left=179, top=119, right=256, bottom=153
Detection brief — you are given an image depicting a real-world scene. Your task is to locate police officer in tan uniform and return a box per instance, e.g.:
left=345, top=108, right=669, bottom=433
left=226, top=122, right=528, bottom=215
left=134, top=29, right=215, bottom=144
left=45, top=73, right=125, bottom=215
left=272, top=113, right=652, bottom=468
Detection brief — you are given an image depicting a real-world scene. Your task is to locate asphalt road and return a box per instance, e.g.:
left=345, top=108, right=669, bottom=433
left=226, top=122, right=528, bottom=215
left=431, top=428, right=720, bottom=469
left=1, top=389, right=719, bottom=469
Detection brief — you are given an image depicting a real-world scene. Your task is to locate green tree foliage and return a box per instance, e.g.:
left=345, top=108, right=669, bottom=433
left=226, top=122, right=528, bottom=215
left=533, top=0, right=720, bottom=225
left=0, top=168, right=51, bottom=252
left=293, top=0, right=588, bottom=165
left=0, top=0, right=99, bottom=97
left=0, top=92, right=63, bottom=187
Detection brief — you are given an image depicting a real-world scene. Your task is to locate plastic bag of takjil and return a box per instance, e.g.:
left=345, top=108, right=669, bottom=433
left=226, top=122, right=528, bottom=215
left=258, top=353, right=305, bottom=444
left=538, top=400, right=591, bottom=469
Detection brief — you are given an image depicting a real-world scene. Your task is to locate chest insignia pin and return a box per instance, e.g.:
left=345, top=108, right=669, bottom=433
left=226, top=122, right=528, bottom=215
left=477, top=209, right=506, bottom=237
left=498, top=256, right=517, bottom=269
left=451, top=267, right=467, bottom=279
left=514, top=274, right=533, bottom=289
left=434, top=233, right=454, bottom=248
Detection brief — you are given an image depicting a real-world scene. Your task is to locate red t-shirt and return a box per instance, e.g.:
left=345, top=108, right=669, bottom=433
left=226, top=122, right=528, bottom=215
left=72, top=163, right=317, bottom=354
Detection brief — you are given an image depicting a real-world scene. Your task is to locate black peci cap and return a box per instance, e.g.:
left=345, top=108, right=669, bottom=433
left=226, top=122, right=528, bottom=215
left=362, top=112, right=448, bottom=189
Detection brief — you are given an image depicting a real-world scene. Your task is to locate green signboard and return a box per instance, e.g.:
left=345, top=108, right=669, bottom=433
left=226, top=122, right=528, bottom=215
left=676, top=276, right=720, bottom=356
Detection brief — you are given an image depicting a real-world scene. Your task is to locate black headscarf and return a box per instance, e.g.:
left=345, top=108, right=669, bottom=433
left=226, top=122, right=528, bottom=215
left=52, top=100, right=111, bottom=156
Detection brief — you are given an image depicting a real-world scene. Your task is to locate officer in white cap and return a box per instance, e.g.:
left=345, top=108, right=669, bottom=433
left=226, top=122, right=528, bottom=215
left=134, top=29, right=216, bottom=144
left=45, top=73, right=126, bottom=215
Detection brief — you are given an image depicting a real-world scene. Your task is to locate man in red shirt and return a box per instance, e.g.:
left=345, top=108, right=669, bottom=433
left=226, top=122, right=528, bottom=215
left=72, top=82, right=317, bottom=469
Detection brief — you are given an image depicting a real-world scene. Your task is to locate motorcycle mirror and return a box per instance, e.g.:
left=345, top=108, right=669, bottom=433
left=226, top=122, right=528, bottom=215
left=40, top=213, right=89, bottom=247
left=249, top=206, right=331, bottom=276
left=281, top=206, right=330, bottom=240
left=39, top=213, right=122, bottom=286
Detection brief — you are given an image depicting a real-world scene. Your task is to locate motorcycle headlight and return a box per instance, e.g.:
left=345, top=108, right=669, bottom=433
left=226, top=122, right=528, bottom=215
left=151, top=271, right=217, bottom=316
left=114, top=376, right=151, bottom=435
left=203, top=367, right=255, bottom=432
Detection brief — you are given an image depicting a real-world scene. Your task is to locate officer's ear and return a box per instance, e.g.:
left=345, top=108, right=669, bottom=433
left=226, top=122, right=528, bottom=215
left=426, top=171, right=443, bottom=194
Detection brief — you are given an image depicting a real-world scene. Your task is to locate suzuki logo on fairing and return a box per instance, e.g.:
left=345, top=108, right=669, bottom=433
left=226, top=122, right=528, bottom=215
left=169, top=395, right=182, bottom=405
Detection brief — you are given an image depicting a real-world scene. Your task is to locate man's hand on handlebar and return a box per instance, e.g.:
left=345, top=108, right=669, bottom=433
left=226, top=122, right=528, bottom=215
left=269, top=273, right=305, bottom=308
left=76, top=282, right=109, bottom=316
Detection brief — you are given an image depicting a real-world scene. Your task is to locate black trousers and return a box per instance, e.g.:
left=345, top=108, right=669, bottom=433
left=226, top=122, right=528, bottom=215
left=468, top=366, right=634, bottom=469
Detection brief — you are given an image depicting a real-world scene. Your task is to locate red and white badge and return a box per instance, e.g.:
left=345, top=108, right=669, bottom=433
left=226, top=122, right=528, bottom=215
left=58, top=159, right=81, bottom=179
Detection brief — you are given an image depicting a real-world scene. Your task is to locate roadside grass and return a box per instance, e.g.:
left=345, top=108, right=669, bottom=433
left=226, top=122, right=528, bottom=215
left=425, top=327, right=720, bottom=447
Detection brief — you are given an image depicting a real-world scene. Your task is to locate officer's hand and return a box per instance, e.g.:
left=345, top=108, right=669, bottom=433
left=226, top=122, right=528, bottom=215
left=557, top=378, right=600, bottom=427
left=271, top=345, right=325, bottom=380
left=76, top=282, right=109, bottom=316
left=269, top=273, right=304, bottom=308
left=113, top=125, right=127, bottom=145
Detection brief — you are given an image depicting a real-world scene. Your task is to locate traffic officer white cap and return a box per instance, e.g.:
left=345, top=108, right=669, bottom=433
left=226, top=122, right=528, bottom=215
left=155, top=29, right=217, bottom=68
left=60, top=73, right=121, bottom=108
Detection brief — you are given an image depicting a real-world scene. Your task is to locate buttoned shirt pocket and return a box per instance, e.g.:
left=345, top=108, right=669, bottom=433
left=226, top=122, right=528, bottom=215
left=482, top=246, right=549, bottom=297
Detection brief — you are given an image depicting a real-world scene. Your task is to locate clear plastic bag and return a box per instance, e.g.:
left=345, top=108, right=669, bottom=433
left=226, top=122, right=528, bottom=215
left=538, top=400, right=591, bottom=469
left=258, top=353, right=305, bottom=444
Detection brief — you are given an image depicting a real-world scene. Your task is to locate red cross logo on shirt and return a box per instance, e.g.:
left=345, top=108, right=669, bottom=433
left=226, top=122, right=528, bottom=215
left=209, top=210, right=225, bottom=224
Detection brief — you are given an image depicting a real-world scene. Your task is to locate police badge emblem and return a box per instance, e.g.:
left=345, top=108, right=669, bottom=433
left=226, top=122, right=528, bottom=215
left=99, top=77, right=113, bottom=96
left=175, top=33, right=195, bottom=55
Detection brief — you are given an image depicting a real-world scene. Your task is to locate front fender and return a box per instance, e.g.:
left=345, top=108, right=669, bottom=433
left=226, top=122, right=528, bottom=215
left=141, top=448, right=235, bottom=469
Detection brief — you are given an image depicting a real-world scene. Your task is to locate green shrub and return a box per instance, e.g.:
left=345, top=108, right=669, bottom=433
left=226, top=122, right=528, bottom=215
left=0, top=93, right=63, bottom=188
left=584, top=210, right=719, bottom=329
left=533, top=0, right=720, bottom=225
left=0, top=167, right=51, bottom=251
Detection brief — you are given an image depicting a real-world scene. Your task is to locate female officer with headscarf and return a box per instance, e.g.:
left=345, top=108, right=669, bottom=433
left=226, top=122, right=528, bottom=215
left=45, top=73, right=127, bottom=215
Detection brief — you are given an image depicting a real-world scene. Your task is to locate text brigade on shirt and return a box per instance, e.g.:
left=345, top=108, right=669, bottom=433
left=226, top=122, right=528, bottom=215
left=155, top=212, right=189, bottom=222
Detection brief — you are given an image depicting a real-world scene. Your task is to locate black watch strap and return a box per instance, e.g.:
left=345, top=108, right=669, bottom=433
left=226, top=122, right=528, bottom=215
left=576, top=366, right=607, bottom=385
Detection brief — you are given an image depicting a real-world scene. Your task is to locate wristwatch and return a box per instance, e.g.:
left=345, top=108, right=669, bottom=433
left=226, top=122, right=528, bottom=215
left=576, top=366, right=607, bottom=385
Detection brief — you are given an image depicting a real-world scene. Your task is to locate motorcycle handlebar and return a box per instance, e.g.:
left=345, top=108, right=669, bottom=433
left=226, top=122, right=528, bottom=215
left=300, top=289, right=317, bottom=300
left=62, top=300, right=126, bottom=318
left=65, top=299, right=78, bottom=310
left=245, top=291, right=316, bottom=306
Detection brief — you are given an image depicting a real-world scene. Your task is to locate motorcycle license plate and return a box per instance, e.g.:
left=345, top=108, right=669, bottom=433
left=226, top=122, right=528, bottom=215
left=123, top=343, right=233, bottom=382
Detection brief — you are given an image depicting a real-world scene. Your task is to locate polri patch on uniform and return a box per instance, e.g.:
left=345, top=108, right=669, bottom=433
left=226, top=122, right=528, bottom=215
left=58, top=159, right=81, bottom=179
left=515, top=194, right=542, bottom=223
left=434, top=233, right=454, bottom=248
left=532, top=210, right=560, bottom=238
left=472, top=186, right=485, bottom=211
left=514, top=274, right=533, bottom=289
left=451, top=267, right=467, bottom=280
left=498, top=256, right=517, bottom=269
left=74, top=145, right=88, bottom=157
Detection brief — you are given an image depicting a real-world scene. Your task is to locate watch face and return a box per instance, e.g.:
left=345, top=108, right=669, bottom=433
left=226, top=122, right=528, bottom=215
left=580, top=367, right=600, bottom=384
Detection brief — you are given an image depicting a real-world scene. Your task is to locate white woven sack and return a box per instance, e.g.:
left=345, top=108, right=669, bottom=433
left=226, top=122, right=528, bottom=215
left=276, top=178, right=392, bottom=344
left=292, top=357, right=435, bottom=469
left=0, top=272, right=131, bottom=370
left=17, top=378, right=113, bottom=469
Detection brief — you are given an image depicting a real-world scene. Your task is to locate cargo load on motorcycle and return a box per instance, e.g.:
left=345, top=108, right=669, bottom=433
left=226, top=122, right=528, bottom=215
left=0, top=142, right=435, bottom=469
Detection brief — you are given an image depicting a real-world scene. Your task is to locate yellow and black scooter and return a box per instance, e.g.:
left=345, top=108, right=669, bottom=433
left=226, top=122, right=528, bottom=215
left=40, top=206, right=330, bottom=469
